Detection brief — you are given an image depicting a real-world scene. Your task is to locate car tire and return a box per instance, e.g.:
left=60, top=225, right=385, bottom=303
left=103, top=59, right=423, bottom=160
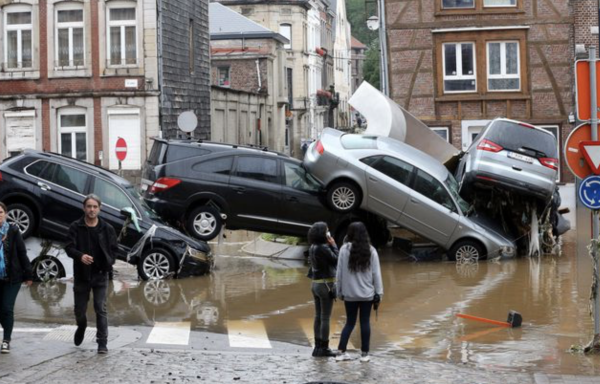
left=186, top=206, right=222, bottom=241
left=448, top=240, right=484, bottom=262
left=137, top=248, right=176, bottom=280
left=327, top=181, right=361, bottom=213
left=6, top=203, right=35, bottom=238
left=33, top=256, right=65, bottom=282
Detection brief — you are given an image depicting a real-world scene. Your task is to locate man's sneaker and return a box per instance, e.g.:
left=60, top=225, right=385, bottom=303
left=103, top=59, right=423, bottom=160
left=1, top=341, right=10, bottom=354
left=360, top=352, right=370, bottom=362
left=74, top=325, right=86, bottom=346
left=97, top=344, right=108, bottom=354
left=335, top=352, right=352, bottom=362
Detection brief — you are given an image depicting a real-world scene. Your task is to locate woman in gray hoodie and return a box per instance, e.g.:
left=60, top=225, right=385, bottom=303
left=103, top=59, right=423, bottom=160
left=335, top=222, right=383, bottom=363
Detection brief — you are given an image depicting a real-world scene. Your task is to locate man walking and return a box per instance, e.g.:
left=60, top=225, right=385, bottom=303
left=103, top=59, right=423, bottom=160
left=65, top=194, right=118, bottom=354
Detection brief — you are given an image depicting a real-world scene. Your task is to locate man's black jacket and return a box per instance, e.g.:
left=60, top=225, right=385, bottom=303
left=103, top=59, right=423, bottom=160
left=65, top=217, right=118, bottom=282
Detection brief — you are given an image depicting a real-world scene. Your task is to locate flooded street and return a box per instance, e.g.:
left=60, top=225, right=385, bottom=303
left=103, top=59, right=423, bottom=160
left=13, top=232, right=600, bottom=376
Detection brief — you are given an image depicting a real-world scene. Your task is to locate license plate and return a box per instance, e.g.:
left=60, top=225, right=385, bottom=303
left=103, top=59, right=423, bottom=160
left=507, top=151, right=534, bottom=164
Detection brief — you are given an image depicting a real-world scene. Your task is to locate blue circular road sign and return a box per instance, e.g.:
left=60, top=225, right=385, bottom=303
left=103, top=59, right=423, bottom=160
left=579, top=175, right=600, bottom=210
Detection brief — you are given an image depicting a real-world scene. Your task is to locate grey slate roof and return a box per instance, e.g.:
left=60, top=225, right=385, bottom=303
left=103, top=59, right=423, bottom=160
left=209, top=3, right=289, bottom=44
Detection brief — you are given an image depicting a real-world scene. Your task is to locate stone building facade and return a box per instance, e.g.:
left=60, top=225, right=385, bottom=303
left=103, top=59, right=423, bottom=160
left=0, top=0, right=210, bottom=177
left=385, top=0, right=585, bottom=182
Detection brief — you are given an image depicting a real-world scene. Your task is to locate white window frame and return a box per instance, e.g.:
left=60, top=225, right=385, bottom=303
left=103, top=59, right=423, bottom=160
left=486, top=41, right=520, bottom=92
left=3, top=4, right=33, bottom=70
left=539, top=125, right=561, bottom=182
left=280, top=23, right=292, bottom=50
left=442, top=42, right=476, bottom=94
left=442, top=0, right=475, bottom=10
left=430, top=127, right=450, bottom=142
left=58, top=108, right=88, bottom=161
left=483, top=0, right=517, bottom=7
left=106, top=4, right=137, bottom=67
left=55, top=3, right=85, bottom=69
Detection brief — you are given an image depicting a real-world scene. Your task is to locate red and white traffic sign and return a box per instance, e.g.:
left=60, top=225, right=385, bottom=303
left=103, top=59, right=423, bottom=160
left=580, top=141, right=600, bottom=175
left=115, top=137, right=128, bottom=162
left=565, top=123, right=595, bottom=179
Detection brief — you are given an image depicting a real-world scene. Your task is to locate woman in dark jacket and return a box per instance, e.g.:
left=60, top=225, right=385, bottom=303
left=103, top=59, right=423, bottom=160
left=0, top=202, right=33, bottom=354
left=307, top=221, right=338, bottom=357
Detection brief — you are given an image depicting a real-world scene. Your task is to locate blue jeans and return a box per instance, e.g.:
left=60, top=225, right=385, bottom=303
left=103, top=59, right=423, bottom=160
left=0, top=281, right=22, bottom=342
left=338, top=300, right=373, bottom=353
left=74, top=273, right=108, bottom=344
left=312, top=282, right=335, bottom=341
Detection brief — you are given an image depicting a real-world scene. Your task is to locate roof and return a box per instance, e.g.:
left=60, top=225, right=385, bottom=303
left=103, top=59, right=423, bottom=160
left=209, top=3, right=289, bottom=44
left=351, top=36, right=366, bottom=49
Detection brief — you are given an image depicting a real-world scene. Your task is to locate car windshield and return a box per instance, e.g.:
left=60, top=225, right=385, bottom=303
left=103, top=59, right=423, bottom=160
left=445, top=174, right=471, bottom=214
left=484, top=121, right=557, bottom=158
left=124, top=185, right=163, bottom=221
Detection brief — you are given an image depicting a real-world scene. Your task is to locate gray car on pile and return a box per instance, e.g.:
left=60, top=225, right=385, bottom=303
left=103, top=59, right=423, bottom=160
left=303, top=128, right=515, bottom=261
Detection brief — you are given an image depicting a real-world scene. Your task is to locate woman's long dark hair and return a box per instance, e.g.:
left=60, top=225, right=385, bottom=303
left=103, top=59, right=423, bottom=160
left=308, top=221, right=328, bottom=245
left=346, top=222, right=371, bottom=273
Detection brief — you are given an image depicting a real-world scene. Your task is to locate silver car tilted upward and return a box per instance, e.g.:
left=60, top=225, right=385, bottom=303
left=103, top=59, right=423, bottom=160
left=303, top=128, right=515, bottom=261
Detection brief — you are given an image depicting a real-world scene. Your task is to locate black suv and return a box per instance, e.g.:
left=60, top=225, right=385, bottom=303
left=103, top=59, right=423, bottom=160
left=141, top=139, right=389, bottom=246
left=0, top=150, right=213, bottom=280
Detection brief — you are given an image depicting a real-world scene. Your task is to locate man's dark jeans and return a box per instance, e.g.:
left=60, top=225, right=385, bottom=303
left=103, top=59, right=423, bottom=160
left=0, top=281, right=22, bottom=341
left=337, top=300, right=373, bottom=353
left=74, top=273, right=108, bottom=345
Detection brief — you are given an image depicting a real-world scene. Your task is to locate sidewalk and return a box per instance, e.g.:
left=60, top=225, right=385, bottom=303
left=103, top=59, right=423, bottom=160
left=1, top=324, right=598, bottom=384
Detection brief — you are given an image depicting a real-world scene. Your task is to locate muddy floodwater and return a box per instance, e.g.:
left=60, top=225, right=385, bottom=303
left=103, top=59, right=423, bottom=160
left=14, top=233, right=600, bottom=375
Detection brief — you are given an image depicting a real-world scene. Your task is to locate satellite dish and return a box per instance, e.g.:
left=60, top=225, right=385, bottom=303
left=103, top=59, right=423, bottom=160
left=178, top=111, right=198, bottom=133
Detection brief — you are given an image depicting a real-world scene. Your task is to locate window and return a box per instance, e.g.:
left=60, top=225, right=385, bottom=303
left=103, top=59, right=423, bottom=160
left=51, top=164, right=88, bottom=194
left=193, top=157, right=233, bottom=175
left=369, top=156, right=414, bottom=186
left=107, top=7, right=136, bottom=66
left=442, top=0, right=474, bottom=8
left=4, top=6, right=33, bottom=69
left=443, top=42, right=476, bottom=93
left=487, top=41, right=520, bottom=91
left=93, top=178, right=132, bottom=210
left=56, top=6, right=84, bottom=67
left=25, top=160, right=50, bottom=178
left=484, top=0, right=516, bottom=6
left=235, top=157, right=278, bottom=183
left=431, top=127, right=450, bottom=142
left=284, top=162, right=320, bottom=191
left=59, top=109, right=87, bottom=161
left=166, top=147, right=210, bottom=163
left=280, top=23, right=291, bottom=50
left=441, top=0, right=516, bottom=10
left=218, top=67, right=230, bottom=87
left=413, top=170, right=456, bottom=212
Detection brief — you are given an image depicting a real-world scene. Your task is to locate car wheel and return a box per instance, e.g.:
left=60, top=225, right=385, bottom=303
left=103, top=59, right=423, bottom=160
left=33, top=256, right=65, bottom=282
left=327, top=181, right=361, bottom=213
left=186, top=206, right=222, bottom=241
left=6, top=203, right=35, bottom=238
left=448, top=240, right=484, bottom=262
left=137, top=248, right=175, bottom=280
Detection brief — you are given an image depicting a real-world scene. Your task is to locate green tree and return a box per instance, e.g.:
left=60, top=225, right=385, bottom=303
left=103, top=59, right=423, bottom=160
left=346, top=0, right=380, bottom=90
left=363, top=39, right=381, bottom=89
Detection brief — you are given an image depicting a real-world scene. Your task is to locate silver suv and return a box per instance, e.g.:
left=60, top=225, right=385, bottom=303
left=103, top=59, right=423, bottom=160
left=303, top=128, right=515, bottom=261
left=456, top=118, right=558, bottom=203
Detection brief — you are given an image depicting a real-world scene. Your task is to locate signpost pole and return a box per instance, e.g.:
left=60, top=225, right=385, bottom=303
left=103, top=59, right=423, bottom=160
left=589, top=45, right=600, bottom=342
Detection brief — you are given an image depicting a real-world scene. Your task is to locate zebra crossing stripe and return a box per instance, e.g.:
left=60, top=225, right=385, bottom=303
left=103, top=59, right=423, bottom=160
left=227, top=320, right=272, bottom=349
left=298, top=318, right=315, bottom=347
left=146, top=321, right=191, bottom=345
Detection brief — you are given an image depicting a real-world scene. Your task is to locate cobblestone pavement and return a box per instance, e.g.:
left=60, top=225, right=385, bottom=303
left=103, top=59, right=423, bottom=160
left=1, top=325, right=598, bottom=384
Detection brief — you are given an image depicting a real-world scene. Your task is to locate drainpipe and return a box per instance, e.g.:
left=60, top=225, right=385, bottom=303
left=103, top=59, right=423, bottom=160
left=256, top=59, right=262, bottom=93
left=157, top=0, right=164, bottom=137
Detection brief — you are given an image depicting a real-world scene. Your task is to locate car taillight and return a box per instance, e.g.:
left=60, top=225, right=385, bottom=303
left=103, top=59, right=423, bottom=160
left=477, top=139, right=503, bottom=153
left=149, top=177, right=181, bottom=194
left=539, top=157, right=559, bottom=171
left=315, top=140, right=324, bottom=155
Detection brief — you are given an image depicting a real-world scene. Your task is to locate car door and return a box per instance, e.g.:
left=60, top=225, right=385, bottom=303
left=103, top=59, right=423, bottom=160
left=278, top=160, right=328, bottom=235
left=402, top=169, right=460, bottom=246
left=227, top=155, right=282, bottom=230
left=91, top=177, right=142, bottom=254
left=38, top=162, right=90, bottom=239
left=363, top=155, right=414, bottom=222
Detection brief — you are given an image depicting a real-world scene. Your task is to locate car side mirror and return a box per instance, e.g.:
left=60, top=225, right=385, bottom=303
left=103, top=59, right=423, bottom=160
left=120, top=209, right=132, bottom=219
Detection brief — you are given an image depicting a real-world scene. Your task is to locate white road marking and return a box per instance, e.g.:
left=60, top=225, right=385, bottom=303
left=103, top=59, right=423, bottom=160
left=227, top=320, right=272, bottom=349
left=146, top=321, right=191, bottom=345
left=2, top=328, right=53, bottom=333
left=298, top=318, right=315, bottom=347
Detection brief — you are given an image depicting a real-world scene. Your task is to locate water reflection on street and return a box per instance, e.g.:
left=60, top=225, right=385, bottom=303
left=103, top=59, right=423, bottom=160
left=14, top=234, right=600, bottom=375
